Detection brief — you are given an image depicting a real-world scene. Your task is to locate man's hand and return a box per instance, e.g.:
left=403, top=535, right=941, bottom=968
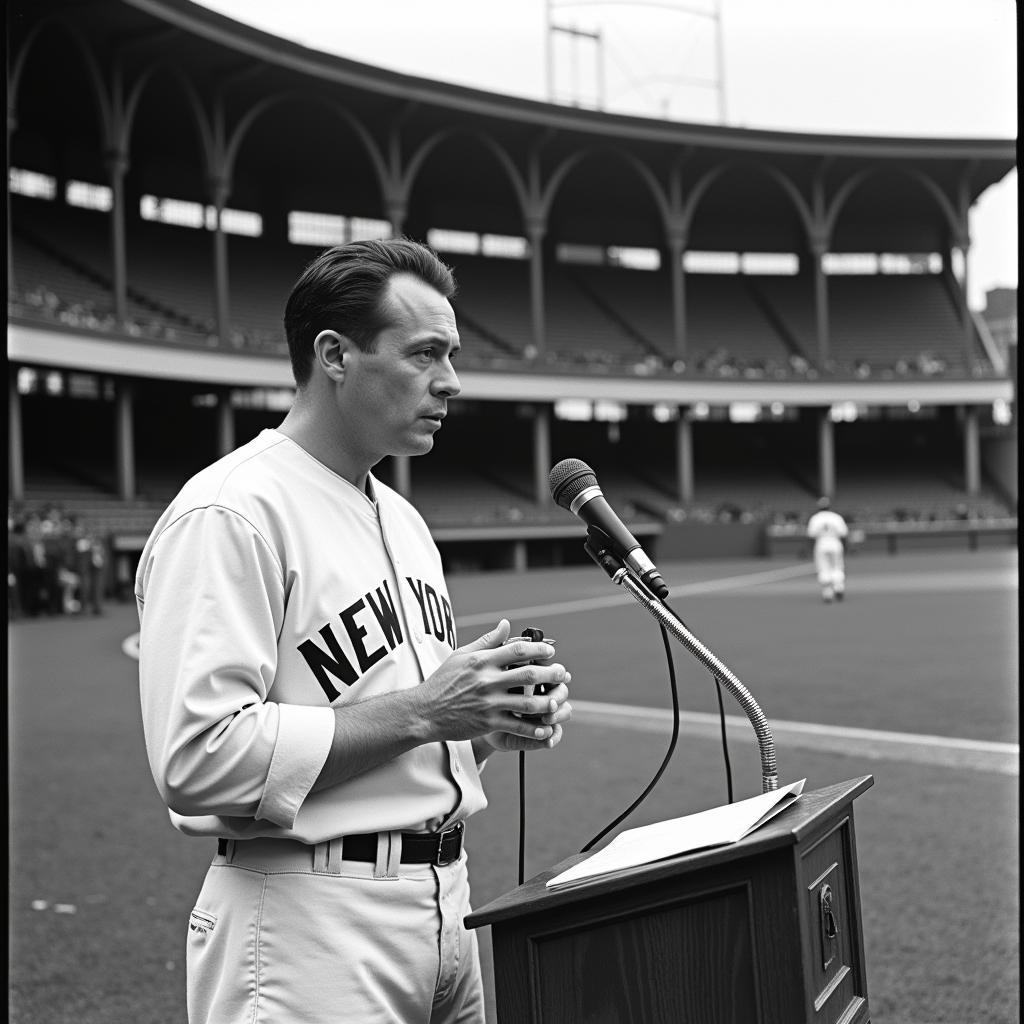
left=413, top=619, right=572, bottom=751
left=472, top=677, right=573, bottom=759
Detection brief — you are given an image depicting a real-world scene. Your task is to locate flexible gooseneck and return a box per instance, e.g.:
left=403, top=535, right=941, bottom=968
left=585, top=531, right=778, bottom=793
left=615, top=568, right=778, bottom=792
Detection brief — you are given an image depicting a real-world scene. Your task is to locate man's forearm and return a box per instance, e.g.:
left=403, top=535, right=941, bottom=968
left=309, top=690, right=435, bottom=794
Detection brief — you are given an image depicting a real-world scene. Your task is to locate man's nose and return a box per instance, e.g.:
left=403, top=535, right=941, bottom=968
left=433, top=358, right=461, bottom=398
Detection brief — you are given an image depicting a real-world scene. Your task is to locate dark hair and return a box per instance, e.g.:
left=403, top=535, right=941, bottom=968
left=283, top=238, right=457, bottom=387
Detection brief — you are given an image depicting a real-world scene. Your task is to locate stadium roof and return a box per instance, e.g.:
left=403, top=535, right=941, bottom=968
left=12, top=0, right=1016, bottom=190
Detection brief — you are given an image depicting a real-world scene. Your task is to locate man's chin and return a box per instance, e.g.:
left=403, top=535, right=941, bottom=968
left=400, top=435, right=434, bottom=456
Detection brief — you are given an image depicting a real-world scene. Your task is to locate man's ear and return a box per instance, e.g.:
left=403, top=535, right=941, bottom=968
left=312, top=330, right=354, bottom=383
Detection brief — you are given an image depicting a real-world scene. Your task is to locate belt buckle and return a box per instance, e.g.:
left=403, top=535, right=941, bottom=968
left=435, top=821, right=464, bottom=867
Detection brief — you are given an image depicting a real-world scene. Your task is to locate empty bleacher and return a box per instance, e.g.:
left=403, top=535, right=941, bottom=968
left=9, top=197, right=997, bottom=381
left=10, top=230, right=171, bottom=333
left=546, top=265, right=659, bottom=366
left=831, top=461, right=1010, bottom=522
left=447, top=257, right=661, bottom=367
left=223, top=236, right=307, bottom=351
left=406, top=465, right=544, bottom=526
left=687, top=469, right=815, bottom=519
left=17, top=473, right=166, bottom=539
left=11, top=203, right=215, bottom=343
left=747, top=275, right=819, bottom=363
left=12, top=232, right=113, bottom=313
left=121, top=220, right=218, bottom=337
left=564, top=264, right=674, bottom=362
left=445, top=255, right=531, bottom=355
left=685, top=275, right=793, bottom=374
left=826, top=275, right=971, bottom=373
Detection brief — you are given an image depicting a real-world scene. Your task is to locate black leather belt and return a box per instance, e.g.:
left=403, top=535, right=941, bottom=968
left=345, top=822, right=465, bottom=865
left=217, top=821, right=465, bottom=867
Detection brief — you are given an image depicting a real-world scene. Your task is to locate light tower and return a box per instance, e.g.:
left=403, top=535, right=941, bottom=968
left=545, top=0, right=727, bottom=123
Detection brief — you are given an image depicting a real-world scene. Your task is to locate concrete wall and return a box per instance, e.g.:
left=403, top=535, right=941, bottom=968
left=981, top=429, right=1018, bottom=508
left=655, top=522, right=765, bottom=561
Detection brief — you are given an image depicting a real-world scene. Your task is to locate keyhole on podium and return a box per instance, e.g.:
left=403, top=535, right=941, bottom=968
left=819, top=883, right=838, bottom=971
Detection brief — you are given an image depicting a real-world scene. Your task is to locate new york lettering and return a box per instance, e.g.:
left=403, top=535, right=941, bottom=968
left=405, top=577, right=456, bottom=647
left=298, top=579, right=401, bottom=701
left=298, top=576, right=454, bottom=700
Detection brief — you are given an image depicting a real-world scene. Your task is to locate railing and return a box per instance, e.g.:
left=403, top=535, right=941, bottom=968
left=8, top=307, right=1010, bottom=383
left=764, top=517, right=1018, bottom=557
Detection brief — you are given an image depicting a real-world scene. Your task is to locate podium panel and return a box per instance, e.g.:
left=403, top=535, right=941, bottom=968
left=467, top=776, right=873, bottom=1024
left=533, top=885, right=758, bottom=1021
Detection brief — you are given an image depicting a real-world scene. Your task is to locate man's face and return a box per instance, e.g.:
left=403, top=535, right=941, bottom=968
left=338, top=272, right=461, bottom=464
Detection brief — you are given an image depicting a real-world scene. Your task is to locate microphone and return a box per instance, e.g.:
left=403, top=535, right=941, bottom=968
left=549, top=458, right=669, bottom=598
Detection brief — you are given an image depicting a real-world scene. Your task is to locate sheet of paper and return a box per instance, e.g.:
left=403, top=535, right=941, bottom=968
left=546, top=779, right=806, bottom=888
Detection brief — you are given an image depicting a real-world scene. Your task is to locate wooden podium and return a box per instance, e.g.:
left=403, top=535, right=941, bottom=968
left=466, top=776, right=873, bottom=1024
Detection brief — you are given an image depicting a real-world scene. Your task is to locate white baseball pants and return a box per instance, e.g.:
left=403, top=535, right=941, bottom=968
left=186, top=836, right=486, bottom=1023
left=814, top=539, right=846, bottom=597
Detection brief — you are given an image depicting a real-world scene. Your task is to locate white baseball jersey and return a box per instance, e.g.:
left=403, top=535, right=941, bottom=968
left=807, top=509, right=849, bottom=553
left=135, top=428, right=486, bottom=845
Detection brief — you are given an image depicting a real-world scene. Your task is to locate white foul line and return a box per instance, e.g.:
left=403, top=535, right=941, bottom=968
left=454, top=562, right=816, bottom=629
left=570, top=698, right=1019, bottom=775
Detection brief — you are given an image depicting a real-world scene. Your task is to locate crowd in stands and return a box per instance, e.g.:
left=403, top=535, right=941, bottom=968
left=12, top=283, right=198, bottom=345
left=6, top=494, right=1010, bottom=618
left=10, top=282, right=995, bottom=379
left=442, top=340, right=990, bottom=381
left=846, top=350, right=962, bottom=379
left=664, top=500, right=1011, bottom=528
left=9, top=284, right=287, bottom=354
left=7, top=504, right=108, bottom=619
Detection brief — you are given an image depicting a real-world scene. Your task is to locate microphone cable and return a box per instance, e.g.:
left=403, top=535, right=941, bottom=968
left=714, top=679, right=735, bottom=804
left=518, top=749, right=527, bottom=884
left=514, top=625, right=553, bottom=886
left=661, top=595, right=734, bottom=805
left=579, top=620, right=680, bottom=854
left=516, top=545, right=734, bottom=874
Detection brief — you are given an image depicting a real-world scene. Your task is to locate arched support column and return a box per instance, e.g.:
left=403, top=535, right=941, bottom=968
left=667, top=231, right=687, bottom=361
left=385, top=195, right=407, bottom=236
left=532, top=403, right=552, bottom=505
left=208, top=174, right=231, bottom=343
left=9, top=371, right=24, bottom=502
left=7, top=106, right=16, bottom=298
left=116, top=379, right=136, bottom=500
left=104, top=147, right=129, bottom=324
left=810, top=234, right=830, bottom=367
left=817, top=408, right=835, bottom=499
left=217, top=387, right=234, bottom=456
left=675, top=411, right=693, bottom=505
left=962, top=404, right=980, bottom=496
left=950, top=237, right=975, bottom=366
left=526, top=215, right=547, bottom=355
left=392, top=455, right=411, bottom=499
left=512, top=540, right=528, bottom=573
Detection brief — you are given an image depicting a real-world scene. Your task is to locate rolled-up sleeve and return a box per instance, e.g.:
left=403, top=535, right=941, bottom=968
left=137, top=506, right=335, bottom=829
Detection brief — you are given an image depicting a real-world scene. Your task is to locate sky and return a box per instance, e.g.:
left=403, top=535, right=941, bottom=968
left=192, top=0, right=1017, bottom=310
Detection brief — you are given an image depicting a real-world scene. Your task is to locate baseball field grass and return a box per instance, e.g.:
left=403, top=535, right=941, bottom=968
left=8, top=547, right=1018, bottom=1023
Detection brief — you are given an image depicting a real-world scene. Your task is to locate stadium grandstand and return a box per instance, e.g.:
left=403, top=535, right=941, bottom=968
left=7, top=0, right=1017, bottom=591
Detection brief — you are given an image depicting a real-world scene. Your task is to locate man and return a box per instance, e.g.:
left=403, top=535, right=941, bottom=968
left=136, top=239, right=572, bottom=1023
left=73, top=517, right=106, bottom=615
left=807, top=495, right=849, bottom=602
left=7, top=513, right=28, bottom=620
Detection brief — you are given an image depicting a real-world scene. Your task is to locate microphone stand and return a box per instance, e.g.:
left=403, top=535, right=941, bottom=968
left=585, top=529, right=779, bottom=793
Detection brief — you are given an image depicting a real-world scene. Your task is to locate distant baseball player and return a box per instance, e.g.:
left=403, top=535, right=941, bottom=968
left=135, top=239, right=573, bottom=1023
left=807, top=495, right=849, bottom=602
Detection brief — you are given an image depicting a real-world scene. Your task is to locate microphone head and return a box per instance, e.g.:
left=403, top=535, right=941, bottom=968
left=549, top=458, right=599, bottom=510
